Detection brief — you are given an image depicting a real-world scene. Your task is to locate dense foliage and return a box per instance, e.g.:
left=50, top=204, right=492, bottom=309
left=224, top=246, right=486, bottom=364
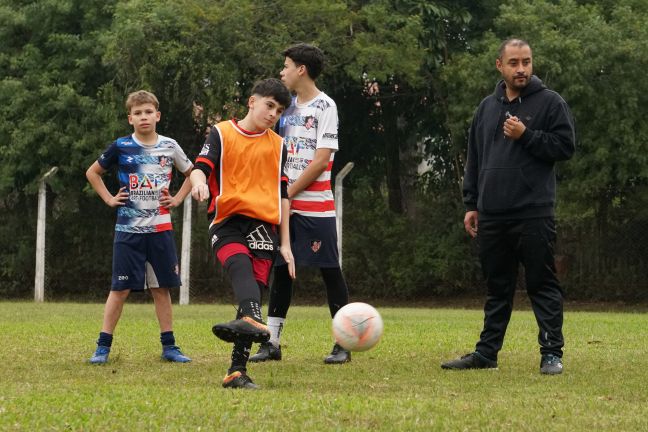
left=1, top=0, right=646, bottom=300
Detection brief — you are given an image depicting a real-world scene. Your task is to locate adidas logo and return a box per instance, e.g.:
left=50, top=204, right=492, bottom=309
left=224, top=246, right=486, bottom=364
left=246, top=225, right=274, bottom=251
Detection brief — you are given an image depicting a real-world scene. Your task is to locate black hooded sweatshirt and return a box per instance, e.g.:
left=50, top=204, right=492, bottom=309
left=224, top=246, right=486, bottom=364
left=463, top=75, right=575, bottom=220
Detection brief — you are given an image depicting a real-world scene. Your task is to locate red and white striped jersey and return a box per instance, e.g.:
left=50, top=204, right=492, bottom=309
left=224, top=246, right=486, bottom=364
left=278, top=92, right=338, bottom=217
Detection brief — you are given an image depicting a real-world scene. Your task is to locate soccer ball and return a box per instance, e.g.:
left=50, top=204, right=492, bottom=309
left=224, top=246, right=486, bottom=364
left=332, top=302, right=383, bottom=352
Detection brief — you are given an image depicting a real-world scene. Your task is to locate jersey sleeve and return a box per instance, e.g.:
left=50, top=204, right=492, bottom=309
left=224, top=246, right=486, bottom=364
left=194, top=127, right=222, bottom=178
left=97, top=140, right=119, bottom=170
left=172, top=141, right=193, bottom=173
left=316, top=102, right=339, bottom=152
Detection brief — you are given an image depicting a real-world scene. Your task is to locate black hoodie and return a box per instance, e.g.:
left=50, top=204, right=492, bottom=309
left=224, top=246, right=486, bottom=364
left=463, top=75, right=575, bottom=220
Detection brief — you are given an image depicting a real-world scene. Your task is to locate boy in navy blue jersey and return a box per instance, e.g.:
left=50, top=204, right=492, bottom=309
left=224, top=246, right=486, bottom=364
left=86, top=90, right=193, bottom=364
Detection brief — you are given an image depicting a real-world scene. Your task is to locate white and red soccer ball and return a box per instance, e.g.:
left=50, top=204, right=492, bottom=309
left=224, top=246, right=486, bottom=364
left=332, top=302, right=383, bottom=352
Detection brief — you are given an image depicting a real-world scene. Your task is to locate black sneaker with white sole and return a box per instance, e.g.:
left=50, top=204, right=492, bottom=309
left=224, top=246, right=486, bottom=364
left=441, top=351, right=498, bottom=370
left=540, top=354, right=563, bottom=375
left=249, top=341, right=282, bottom=362
left=212, top=316, right=270, bottom=344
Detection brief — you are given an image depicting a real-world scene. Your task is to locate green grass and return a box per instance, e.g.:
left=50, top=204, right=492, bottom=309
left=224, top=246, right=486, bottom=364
left=1, top=302, right=647, bottom=431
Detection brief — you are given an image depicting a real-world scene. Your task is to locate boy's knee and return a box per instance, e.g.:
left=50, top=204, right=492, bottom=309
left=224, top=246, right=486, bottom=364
left=224, top=253, right=252, bottom=271
left=109, top=289, right=131, bottom=300
left=150, top=287, right=171, bottom=298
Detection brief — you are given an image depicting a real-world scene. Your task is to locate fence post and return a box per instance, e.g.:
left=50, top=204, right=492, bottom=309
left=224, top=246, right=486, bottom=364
left=34, top=167, right=58, bottom=302
left=335, top=162, right=354, bottom=269
left=179, top=194, right=192, bottom=305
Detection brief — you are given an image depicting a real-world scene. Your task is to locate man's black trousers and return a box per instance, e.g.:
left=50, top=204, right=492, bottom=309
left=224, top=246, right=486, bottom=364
left=475, top=217, right=564, bottom=360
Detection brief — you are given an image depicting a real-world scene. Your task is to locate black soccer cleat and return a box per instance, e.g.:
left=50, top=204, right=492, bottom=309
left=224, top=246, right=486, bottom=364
left=249, top=341, right=282, bottom=362
left=324, top=343, right=351, bottom=364
left=441, top=351, right=498, bottom=370
left=222, top=371, right=260, bottom=390
left=212, top=316, right=270, bottom=344
left=540, top=354, right=563, bottom=375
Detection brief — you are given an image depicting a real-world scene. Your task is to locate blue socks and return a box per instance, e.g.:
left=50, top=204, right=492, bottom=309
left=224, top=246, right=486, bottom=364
left=97, top=331, right=175, bottom=348
left=160, top=331, right=176, bottom=347
left=97, top=332, right=113, bottom=348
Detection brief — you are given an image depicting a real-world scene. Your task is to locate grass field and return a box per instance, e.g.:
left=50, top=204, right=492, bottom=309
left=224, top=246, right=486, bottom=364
left=1, top=302, right=647, bottom=431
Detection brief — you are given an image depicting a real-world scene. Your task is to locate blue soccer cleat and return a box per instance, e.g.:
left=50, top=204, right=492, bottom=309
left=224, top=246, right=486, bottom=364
left=161, top=345, right=192, bottom=363
left=89, top=346, right=111, bottom=364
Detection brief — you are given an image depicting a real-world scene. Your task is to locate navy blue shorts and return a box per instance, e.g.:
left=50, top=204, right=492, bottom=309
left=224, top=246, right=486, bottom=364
left=111, top=231, right=181, bottom=291
left=276, top=214, right=340, bottom=268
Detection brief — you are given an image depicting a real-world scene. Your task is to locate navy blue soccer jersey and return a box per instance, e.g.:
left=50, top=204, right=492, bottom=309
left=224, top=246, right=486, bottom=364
left=98, top=134, right=192, bottom=233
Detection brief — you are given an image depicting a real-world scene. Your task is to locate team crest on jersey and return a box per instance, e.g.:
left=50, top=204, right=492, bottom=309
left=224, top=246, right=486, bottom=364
left=159, top=156, right=168, bottom=167
left=303, top=115, right=316, bottom=130
left=311, top=240, right=321, bottom=253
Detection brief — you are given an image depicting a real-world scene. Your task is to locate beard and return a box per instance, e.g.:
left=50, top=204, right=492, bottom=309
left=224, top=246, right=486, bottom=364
left=507, top=74, right=529, bottom=90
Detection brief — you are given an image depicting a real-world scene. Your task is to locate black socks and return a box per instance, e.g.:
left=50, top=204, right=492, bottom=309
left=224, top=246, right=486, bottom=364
left=229, top=340, right=252, bottom=374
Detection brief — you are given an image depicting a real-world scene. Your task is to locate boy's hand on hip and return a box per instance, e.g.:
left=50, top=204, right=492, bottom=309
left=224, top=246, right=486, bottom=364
left=108, top=187, right=129, bottom=207
left=159, top=188, right=175, bottom=208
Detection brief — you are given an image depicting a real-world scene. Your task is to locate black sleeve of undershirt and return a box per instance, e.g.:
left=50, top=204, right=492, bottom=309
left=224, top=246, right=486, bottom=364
left=280, top=144, right=288, bottom=199
left=194, top=126, right=221, bottom=178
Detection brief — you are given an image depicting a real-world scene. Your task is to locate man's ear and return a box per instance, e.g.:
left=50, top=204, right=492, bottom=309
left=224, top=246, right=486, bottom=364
left=248, top=95, right=256, bottom=109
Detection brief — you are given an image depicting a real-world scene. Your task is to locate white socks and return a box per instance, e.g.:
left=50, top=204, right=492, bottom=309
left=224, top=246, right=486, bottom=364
left=267, top=316, right=285, bottom=347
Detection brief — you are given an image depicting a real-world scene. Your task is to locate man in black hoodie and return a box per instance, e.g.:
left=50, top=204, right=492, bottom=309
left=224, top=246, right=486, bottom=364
left=441, top=39, right=575, bottom=375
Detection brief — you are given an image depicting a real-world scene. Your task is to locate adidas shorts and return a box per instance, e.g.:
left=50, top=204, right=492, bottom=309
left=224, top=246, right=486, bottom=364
left=209, top=215, right=278, bottom=261
left=275, top=214, right=340, bottom=268
left=111, top=231, right=181, bottom=291
left=209, top=216, right=278, bottom=285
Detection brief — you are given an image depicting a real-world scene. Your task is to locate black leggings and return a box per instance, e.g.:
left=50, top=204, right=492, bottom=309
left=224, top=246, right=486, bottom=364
left=268, top=264, right=349, bottom=318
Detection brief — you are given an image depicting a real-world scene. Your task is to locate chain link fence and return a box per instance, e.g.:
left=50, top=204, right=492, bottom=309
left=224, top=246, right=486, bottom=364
left=2, top=185, right=647, bottom=302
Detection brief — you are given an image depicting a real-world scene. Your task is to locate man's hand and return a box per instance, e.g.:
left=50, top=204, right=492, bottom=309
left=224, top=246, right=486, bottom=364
left=107, top=187, right=129, bottom=207
left=464, top=211, right=479, bottom=238
left=503, top=115, right=526, bottom=140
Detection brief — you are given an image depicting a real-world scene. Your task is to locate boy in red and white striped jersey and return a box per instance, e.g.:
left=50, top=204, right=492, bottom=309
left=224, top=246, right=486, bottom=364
left=250, top=43, right=351, bottom=365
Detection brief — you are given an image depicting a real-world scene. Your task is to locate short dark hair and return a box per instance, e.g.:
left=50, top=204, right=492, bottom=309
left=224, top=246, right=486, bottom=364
left=282, top=43, right=325, bottom=80
left=250, top=78, right=291, bottom=109
left=498, top=38, right=532, bottom=59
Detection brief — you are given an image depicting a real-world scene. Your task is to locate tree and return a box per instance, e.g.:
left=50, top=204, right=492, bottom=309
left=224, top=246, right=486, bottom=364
left=440, top=0, right=648, bottom=296
left=0, top=0, right=119, bottom=296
